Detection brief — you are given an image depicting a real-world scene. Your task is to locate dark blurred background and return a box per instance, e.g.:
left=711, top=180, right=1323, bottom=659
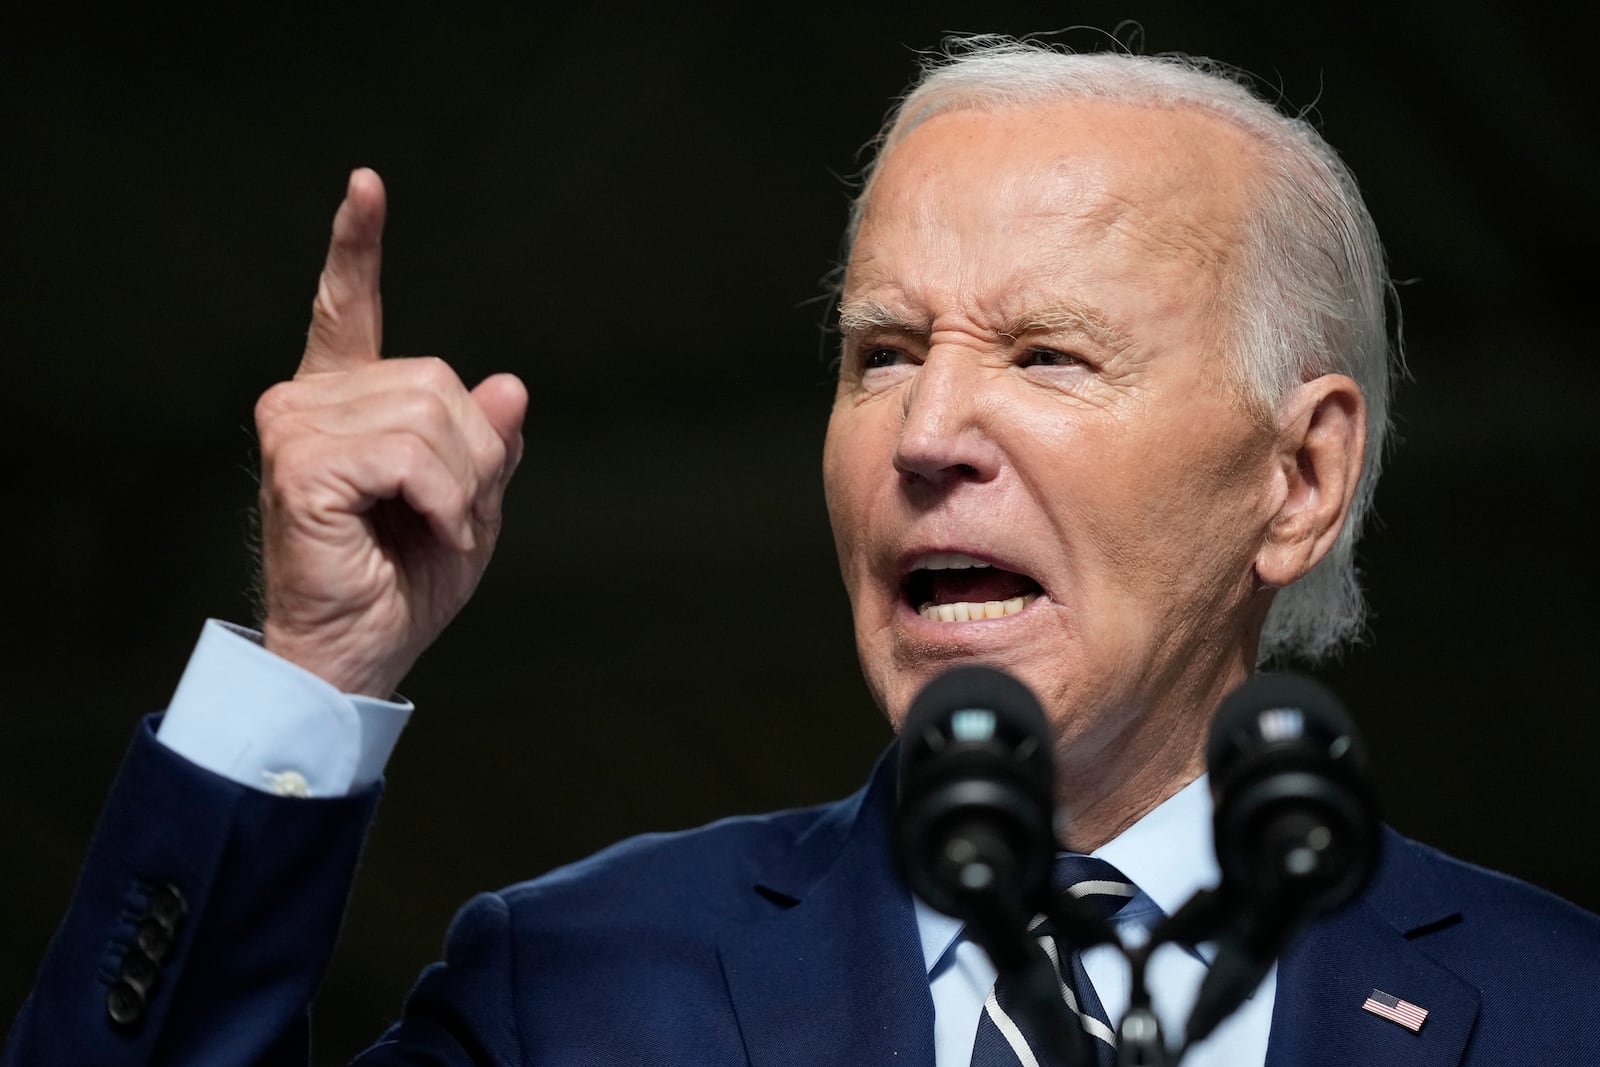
left=3, top=3, right=1595, bottom=1062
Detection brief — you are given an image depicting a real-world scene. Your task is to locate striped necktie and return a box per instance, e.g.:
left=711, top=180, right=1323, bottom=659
left=969, top=854, right=1137, bottom=1067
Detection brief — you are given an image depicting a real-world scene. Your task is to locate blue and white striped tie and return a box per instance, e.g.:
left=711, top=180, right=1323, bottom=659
left=969, top=855, right=1137, bottom=1067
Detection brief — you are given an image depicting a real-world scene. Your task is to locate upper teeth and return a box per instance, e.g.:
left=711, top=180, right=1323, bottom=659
left=918, top=552, right=992, bottom=571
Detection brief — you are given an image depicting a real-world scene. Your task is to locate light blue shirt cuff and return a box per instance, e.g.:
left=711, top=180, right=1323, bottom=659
left=156, top=619, right=412, bottom=796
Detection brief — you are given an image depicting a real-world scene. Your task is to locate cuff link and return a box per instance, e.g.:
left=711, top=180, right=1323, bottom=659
left=262, top=768, right=313, bottom=797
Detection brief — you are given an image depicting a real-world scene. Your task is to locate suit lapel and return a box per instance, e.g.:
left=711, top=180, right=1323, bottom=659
left=718, top=764, right=1491, bottom=1067
left=1267, top=830, right=1480, bottom=1067
left=719, top=749, right=936, bottom=1067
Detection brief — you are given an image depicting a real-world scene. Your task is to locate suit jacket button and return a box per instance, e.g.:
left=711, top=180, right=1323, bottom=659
left=120, top=947, right=160, bottom=994
left=106, top=980, right=144, bottom=1025
left=136, top=917, right=174, bottom=963
left=147, top=882, right=188, bottom=929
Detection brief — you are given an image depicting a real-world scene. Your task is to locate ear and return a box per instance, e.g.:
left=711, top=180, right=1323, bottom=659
left=1255, top=374, right=1367, bottom=587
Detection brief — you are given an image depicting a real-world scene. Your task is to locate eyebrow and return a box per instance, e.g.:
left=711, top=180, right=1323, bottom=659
left=836, top=297, right=1133, bottom=354
left=836, top=298, right=930, bottom=337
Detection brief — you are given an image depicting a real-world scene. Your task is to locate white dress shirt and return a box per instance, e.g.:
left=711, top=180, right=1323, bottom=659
left=159, top=619, right=1273, bottom=1063
left=158, top=620, right=411, bottom=796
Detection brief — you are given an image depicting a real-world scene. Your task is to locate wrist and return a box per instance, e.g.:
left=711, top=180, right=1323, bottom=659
left=262, top=619, right=413, bottom=699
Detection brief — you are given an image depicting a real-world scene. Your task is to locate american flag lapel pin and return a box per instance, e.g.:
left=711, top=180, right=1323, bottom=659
left=1362, top=988, right=1429, bottom=1033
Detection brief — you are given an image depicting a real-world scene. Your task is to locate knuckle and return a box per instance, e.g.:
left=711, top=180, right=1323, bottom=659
left=386, top=433, right=429, bottom=471
left=254, top=381, right=297, bottom=429
left=397, top=389, right=452, bottom=439
left=474, top=488, right=505, bottom=528
left=407, top=355, right=460, bottom=393
left=442, top=481, right=470, bottom=519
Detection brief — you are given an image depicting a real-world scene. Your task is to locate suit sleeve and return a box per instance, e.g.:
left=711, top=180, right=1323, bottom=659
left=3, top=716, right=380, bottom=1067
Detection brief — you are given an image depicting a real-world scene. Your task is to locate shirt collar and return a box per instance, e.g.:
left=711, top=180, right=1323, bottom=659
left=914, top=773, right=1218, bottom=976
left=1092, top=773, right=1218, bottom=923
left=915, top=896, right=966, bottom=977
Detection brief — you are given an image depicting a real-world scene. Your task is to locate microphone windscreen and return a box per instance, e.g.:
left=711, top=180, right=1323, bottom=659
left=900, top=664, right=1050, bottom=776
left=895, top=664, right=1057, bottom=920
left=1206, top=672, right=1379, bottom=917
left=1207, top=672, right=1367, bottom=785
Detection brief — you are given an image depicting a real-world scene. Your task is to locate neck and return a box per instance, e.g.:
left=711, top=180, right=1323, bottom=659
left=1053, top=648, right=1255, bottom=852
left=1057, top=732, right=1207, bottom=851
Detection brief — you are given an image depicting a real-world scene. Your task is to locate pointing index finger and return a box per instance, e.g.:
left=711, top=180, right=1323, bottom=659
left=299, top=168, right=386, bottom=377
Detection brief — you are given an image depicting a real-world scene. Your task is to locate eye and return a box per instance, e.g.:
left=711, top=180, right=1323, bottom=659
left=839, top=338, right=918, bottom=391
left=1019, top=345, right=1085, bottom=368
left=861, top=345, right=907, bottom=370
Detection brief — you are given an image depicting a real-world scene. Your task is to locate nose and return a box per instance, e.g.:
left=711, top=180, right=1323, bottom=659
left=892, top=354, right=1001, bottom=487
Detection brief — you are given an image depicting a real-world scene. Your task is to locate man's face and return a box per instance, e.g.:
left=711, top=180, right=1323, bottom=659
left=823, top=100, right=1285, bottom=790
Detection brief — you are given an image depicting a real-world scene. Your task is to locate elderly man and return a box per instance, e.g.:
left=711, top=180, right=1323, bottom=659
left=7, top=38, right=1598, bottom=1067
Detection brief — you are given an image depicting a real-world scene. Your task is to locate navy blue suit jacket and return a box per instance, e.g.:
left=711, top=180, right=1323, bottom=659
left=7, top=717, right=1600, bottom=1065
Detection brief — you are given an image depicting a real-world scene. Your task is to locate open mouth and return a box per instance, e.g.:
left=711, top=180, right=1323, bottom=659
left=901, top=552, right=1043, bottom=622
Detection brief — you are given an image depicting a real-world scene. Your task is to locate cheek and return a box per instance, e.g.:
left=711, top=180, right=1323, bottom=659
left=820, top=426, right=855, bottom=540
left=1046, top=413, right=1273, bottom=606
left=821, top=412, right=879, bottom=574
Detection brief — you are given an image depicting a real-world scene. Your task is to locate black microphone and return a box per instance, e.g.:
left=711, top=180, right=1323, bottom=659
left=894, top=664, right=1093, bottom=1066
left=1183, top=672, right=1380, bottom=1046
left=894, top=664, right=1058, bottom=954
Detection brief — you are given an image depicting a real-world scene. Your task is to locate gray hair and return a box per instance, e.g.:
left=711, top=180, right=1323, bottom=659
left=842, top=36, right=1400, bottom=664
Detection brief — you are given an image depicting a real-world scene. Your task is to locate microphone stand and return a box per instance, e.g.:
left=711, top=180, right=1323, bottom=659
left=961, top=886, right=1097, bottom=1067
left=1114, top=937, right=1171, bottom=1067
left=950, top=865, right=1279, bottom=1065
left=1034, top=894, right=1172, bottom=1067
left=1036, top=886, right=1241, bottom=1067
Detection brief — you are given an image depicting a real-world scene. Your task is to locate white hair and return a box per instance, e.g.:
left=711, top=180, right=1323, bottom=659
left=842, top=36, right=1400, bottom=663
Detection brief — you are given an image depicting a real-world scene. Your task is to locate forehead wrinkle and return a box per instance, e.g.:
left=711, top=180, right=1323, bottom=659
left=998, top=302, right=1134, bottom=355
left=961, top=252, right=1139, bottom=355
left=1086, top=189, right=1241, bottom=363
left=1087, top=187, right=1239, bottom=278
left=839, top=278, right=1135, bottom=358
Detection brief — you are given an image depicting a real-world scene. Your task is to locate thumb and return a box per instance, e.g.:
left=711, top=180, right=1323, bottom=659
left=298, top=168, right=386, bottom=377
left=472, top=372, right=529, bottom=487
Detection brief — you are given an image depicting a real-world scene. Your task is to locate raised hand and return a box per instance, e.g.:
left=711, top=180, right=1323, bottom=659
left=254, top=169, right=528, bottom=696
